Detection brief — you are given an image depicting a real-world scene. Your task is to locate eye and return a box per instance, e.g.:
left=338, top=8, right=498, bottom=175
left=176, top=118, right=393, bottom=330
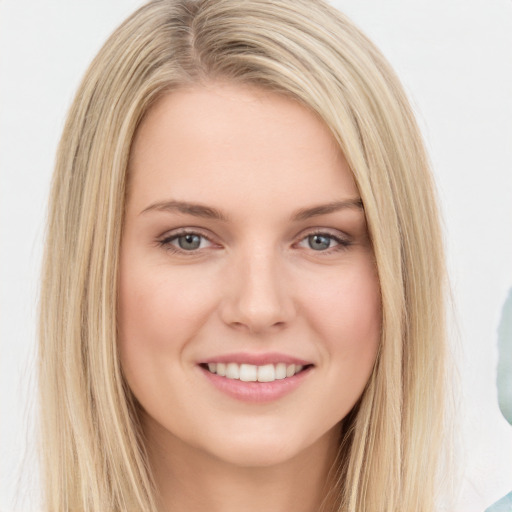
left=296, top=232, right=350, bottom=252
left=307, top=234, right=335, bottom=251
left=158, top=231, right=214, bottom=252
left=175, top=233, right=203, bottom=250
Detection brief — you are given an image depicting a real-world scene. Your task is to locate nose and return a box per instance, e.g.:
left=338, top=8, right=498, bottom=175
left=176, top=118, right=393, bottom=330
left=219, top=248, right=296, bottom=334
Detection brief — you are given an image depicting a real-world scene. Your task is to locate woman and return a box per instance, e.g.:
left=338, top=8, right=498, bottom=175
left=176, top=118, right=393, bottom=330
left=39, top=0, right=450, bottom=510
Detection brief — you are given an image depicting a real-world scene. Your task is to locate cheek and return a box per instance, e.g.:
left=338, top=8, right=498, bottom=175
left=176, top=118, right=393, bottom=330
left=118, top=262, right=214, bottom=347
left=117, top=261, right=218, bottom=414
left=301, top=259, right=381, bottom=368
left=117, top=266, right=165, bottom=395
left=309, top=261, right=380, bottom=330
left=117, top=263, right=188, bottom=384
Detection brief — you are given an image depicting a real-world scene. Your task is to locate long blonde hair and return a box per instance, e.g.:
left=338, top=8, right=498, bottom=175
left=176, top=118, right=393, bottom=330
left=39, top=0, right=449, bottom=510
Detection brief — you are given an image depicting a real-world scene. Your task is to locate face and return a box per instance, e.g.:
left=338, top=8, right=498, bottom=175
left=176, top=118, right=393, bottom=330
left=118, top=83, right=381, bottom=469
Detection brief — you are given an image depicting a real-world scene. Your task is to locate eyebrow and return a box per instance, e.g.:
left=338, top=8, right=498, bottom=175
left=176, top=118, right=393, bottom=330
left=291, top=198, right=363, bottom=221
left=139, top=198, right=363, bottom=221
left=140, top=200, right=229, bottom=220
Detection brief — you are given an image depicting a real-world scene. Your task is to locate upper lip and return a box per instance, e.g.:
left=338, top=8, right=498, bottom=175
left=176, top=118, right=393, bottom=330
left=200, top=352, right=313, bottom=366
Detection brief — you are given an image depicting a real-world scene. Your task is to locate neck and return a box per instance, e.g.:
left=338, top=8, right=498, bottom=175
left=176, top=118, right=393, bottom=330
left=143, top=418, right=341, bottom=512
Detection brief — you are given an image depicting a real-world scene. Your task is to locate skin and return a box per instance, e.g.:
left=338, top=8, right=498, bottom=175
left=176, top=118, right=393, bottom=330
left=118, top=83, right=381, bottom=512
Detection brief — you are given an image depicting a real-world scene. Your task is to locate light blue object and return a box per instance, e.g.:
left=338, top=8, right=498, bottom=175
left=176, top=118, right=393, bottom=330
left=497, top=288, right=512, bottom=425
left=485, top=289, right=512, bottom=512
left=485, top=491, right=512, bottom=512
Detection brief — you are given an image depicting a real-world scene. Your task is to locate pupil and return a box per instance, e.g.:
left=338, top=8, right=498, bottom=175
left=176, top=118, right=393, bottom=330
left=179, top=234, right=201, bottom=250
left=309, top=234, right=330, bottom=250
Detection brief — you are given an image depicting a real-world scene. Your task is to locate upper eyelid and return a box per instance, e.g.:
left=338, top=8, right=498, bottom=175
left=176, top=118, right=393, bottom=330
left=157, top=231, right=350, bottom=258
left=294, top=227, right=350, bottom=241
left=294, top=232, right=350, bottom=250
left=156, top=229, right=217, bottom=253
left=158, top=226, right=348, bottom=239
left=159, top=227, right=215, bottom=241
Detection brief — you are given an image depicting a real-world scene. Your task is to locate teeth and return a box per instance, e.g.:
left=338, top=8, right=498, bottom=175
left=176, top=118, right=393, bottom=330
left=275, top=363, right=287, bottom=380
left=217, top=363, right=226, bottom=377
left=240, top=364, right=257, bottom=382
left=226, top=363, right=239, bottom=379
left=257, top=364, right=275, bottom=382
left=205, top=362, right=306, bottom=382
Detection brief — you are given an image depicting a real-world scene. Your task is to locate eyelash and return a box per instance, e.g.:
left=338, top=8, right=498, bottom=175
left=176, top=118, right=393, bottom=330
left=297, top=230, right=352, bottom=253
left=157, top=229, right=351, bottom=255
left=157, top=229, right=215, bottom=254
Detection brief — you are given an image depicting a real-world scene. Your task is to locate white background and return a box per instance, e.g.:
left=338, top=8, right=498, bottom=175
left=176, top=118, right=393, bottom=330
left=1, top=1, right=511, bottom=510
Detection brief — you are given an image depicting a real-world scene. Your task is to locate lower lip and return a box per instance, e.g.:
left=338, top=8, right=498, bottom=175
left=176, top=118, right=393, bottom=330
left=200, top=366, right=312, bottom=403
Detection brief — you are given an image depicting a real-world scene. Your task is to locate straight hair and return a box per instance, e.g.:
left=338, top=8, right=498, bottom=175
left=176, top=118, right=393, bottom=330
left=39, top=1, right=450, bottom=510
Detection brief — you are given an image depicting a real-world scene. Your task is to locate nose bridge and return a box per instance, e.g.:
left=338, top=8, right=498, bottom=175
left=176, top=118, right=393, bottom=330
left=222, top=242, right=294, bottom=333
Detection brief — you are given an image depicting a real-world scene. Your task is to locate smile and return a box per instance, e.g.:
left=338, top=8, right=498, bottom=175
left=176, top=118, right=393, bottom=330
left=204, top=362, right=305, bottom=382
left=199, top=353, right=314, bottom=402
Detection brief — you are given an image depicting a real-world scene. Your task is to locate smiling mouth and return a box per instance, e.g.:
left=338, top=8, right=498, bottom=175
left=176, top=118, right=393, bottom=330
left=200, top=362, right=311, bottom=383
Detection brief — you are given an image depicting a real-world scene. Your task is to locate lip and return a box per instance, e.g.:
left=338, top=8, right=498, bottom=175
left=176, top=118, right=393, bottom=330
left=198, top=353, right=314, bottom=403
left=200, top=352, right=312, bottom=366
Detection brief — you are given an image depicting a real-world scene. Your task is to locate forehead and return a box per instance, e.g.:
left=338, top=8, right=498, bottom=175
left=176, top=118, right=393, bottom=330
left=127, top=83, right=359, bottom=216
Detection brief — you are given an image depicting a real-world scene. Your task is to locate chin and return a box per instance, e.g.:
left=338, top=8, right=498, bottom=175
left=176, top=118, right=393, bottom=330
left=211, top=440, right=299, bottom=468
left=200, top=423, right=339, bottom=469
left=211, top=449, right=304, bottom=469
